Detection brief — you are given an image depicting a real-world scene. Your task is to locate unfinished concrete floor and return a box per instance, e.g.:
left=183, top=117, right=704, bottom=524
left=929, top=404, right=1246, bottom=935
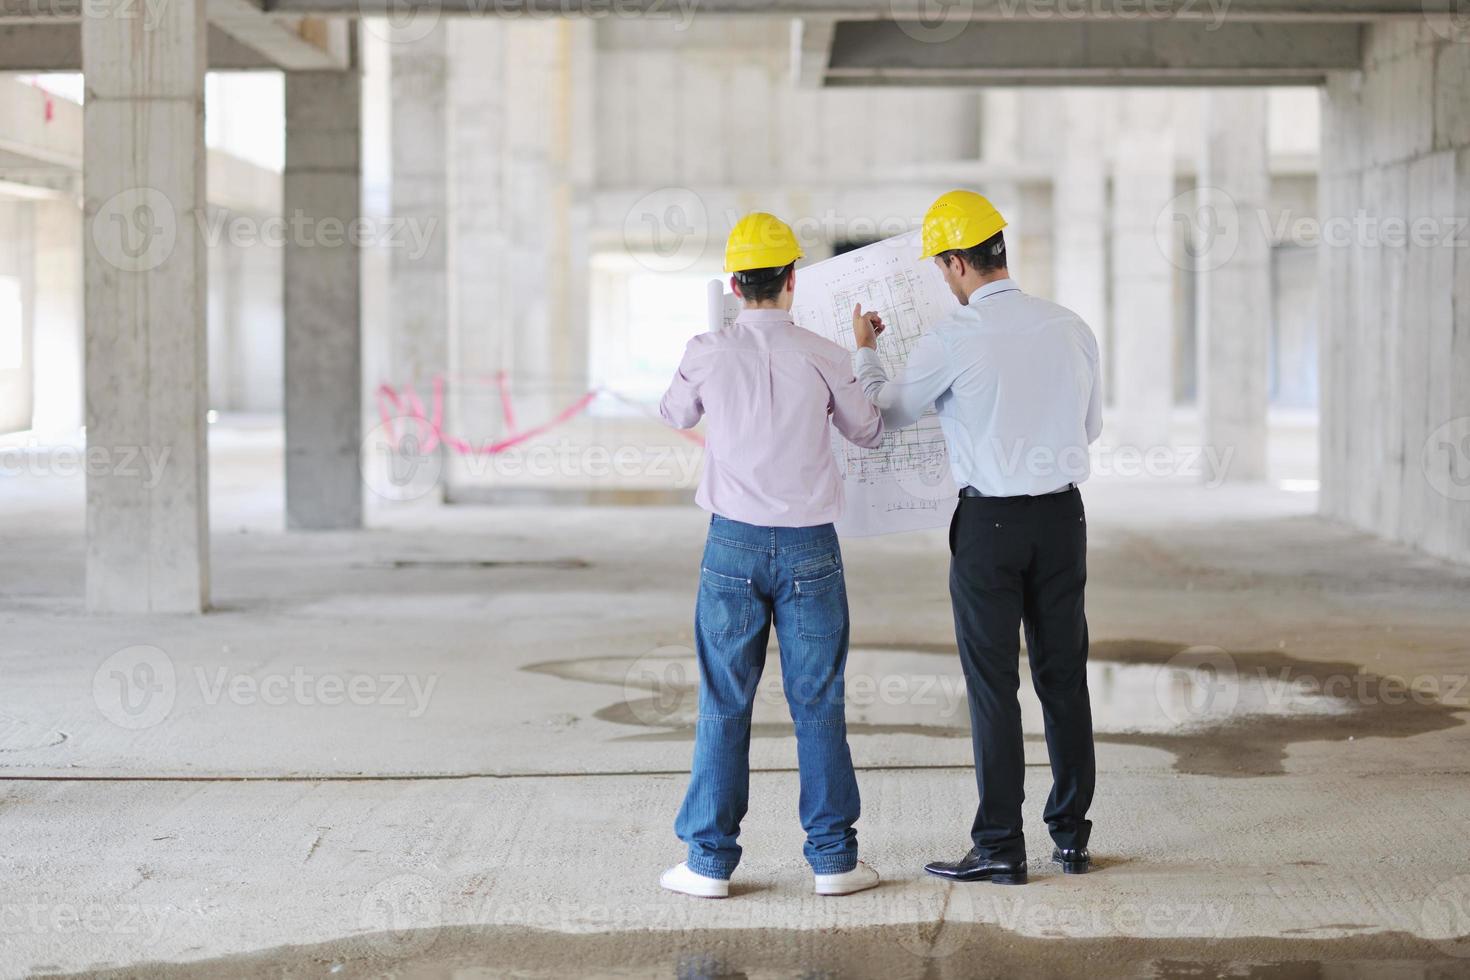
left=3, top=423, right=1470, bottom=978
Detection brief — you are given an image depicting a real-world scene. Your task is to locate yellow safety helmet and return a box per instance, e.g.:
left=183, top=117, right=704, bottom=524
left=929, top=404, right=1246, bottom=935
left=724, top=211, right=804, bottom=274
left=919, top=190, right=1008, bottom=261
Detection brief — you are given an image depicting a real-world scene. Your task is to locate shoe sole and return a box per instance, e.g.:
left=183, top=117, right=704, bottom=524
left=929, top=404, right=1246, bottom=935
left=661, top=884, right=728, bottom=898
left=924, top=868, right=1028, bottom=885
left=660, top=879, right=729, bottom=899
left=815, top=880, right=880, bottom=896
left=1052, top=857, right=1090, bottom=875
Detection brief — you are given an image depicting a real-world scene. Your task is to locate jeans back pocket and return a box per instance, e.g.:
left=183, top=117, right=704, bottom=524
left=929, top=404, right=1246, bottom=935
left=793, top=565, right=846, bottom=641
left=698, top=566, right=753, bottom=637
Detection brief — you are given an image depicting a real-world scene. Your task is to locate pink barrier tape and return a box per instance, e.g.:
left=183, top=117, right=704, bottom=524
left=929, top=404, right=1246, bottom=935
left=373, top=374, right=706, bottom=457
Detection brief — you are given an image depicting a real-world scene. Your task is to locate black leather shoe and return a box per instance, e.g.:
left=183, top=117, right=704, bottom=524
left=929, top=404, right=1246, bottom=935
left=1051, top=847, right=1090, bottom=874
left=924, top=848, right=1027, bottom=884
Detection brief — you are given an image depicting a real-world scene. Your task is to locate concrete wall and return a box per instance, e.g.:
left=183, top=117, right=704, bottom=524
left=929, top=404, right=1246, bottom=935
left=1319, top=21, right=1470, bottom=563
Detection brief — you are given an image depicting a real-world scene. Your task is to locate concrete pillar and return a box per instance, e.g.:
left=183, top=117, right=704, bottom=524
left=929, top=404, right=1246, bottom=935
left=389, top=26, right=450, bottom=388
left=284, top=70, right=363, bottom=530
left=31, top=196, right=83, bottom=438
left=1053, top=92, right=1109, bottom=388
left=81, top=0, right=209, bottom=612
left=1196, top=90, right=1271, bottom=482
left=446, top=20, right=503, bottom=456
left=1110, top=122, right=1177, bottom=450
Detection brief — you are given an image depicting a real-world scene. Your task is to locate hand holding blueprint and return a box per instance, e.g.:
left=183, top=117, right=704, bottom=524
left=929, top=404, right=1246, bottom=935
left=707, top=230, right=961, bottom=537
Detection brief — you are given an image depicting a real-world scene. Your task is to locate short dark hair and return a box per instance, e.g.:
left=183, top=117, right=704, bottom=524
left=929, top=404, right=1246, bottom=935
left=938, top=231, right=1006, bottom=274
left=733, top=263, right=794, bottom=303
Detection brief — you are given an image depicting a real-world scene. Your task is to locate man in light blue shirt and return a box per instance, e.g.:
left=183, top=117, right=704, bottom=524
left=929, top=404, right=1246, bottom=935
left=852, top=190, right=1103, bottom=885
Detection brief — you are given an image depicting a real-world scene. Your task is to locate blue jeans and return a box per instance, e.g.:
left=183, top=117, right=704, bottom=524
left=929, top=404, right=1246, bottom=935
left=674, top=515, right=861, bottom=879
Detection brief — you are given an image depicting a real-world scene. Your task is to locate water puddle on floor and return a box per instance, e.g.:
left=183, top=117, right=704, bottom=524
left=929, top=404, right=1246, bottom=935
left=53, top=921, right=1470, bottom=979
left=524, top=639, right=1467, bottom=777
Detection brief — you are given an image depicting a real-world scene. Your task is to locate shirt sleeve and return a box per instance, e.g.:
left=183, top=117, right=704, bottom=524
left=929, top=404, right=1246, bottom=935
left=855, top=331, right=955, bottom=430
left=820, top=353, right=885, bottom=449
left=658, top=340, right=704, bottom=430
left=1082, top=328, right=1103, bottom=445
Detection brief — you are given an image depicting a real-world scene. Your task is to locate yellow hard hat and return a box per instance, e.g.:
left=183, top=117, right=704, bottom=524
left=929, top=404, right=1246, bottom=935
left=919, top=190, right=1008, bottom=260
left=724, top=211, right=804, bottom=273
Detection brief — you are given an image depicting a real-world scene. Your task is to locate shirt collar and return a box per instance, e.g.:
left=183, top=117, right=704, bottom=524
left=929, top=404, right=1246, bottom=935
left=734, top=308, right=794, bottom=327
left=969, top=278, right=1021, bottom=304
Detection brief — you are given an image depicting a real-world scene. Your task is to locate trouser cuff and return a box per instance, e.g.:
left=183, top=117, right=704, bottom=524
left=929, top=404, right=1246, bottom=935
left=684, top=854, right=735, bottom=880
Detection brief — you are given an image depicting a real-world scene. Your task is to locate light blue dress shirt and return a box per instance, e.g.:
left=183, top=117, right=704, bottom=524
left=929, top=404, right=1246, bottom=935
left=854, top=278, right=1103, bottom=498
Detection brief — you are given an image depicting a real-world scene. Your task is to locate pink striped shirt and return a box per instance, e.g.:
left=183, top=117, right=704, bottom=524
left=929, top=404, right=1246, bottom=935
left=660, top=309, right=884, bottom=528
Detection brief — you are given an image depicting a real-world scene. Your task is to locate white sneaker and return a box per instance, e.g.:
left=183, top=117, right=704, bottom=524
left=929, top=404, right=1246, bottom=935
left=814, top=860, right=880, bottom=896
left=660, top=862, right=729, bottom=899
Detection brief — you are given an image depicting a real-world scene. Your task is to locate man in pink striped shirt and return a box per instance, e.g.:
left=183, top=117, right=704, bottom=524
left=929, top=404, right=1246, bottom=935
left=656, top=212, right=885, bottom=900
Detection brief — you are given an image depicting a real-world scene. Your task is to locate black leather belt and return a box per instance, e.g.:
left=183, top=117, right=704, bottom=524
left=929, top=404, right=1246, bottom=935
left=959, top=483, right=1075, bottom=499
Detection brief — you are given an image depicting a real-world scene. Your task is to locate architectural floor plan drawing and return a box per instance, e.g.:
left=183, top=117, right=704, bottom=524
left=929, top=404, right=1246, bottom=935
left=707, top=231, right=961, bottom=536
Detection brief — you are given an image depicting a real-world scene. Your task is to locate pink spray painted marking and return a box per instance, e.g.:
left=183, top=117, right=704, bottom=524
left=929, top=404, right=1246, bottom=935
left=373, top=373, right=706, bottom=456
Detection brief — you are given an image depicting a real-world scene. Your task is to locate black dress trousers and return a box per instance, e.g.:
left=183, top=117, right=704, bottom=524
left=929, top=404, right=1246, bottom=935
left=947, top=486, right=1095, bottom=862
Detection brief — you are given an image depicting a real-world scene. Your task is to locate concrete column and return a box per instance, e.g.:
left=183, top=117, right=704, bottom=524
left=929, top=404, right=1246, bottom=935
left=389, top=26, right=450, bottom=387
left=81, top=0, right=209, bottom=612
left=31, top=196, right=83, bottom=438
left=1110, top=123, right=1177, bottom=451
left=1196, top=90, right=1271, bottom=483
left=1053, top=92, right=1109, bottom=386
left=446, top=20, right=504, bottom=457
left=284, top=70, right=363, bottom=530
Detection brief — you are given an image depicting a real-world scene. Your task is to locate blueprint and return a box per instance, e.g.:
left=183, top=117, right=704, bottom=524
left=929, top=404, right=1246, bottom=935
left=706, top=231, right=960, bottom=536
